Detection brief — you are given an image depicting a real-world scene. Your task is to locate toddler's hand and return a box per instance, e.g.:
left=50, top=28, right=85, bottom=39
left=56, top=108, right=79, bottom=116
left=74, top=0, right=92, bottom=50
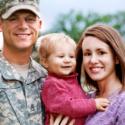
left=95, top=98, right=110, bottom=111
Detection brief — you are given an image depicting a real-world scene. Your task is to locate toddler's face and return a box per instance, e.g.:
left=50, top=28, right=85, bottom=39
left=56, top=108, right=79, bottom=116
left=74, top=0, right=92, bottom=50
left=46, top=42, right=76, bottom=76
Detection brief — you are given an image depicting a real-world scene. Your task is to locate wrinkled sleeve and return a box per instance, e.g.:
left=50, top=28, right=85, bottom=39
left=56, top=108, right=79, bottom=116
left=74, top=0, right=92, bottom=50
left=116, top=96, right=125, bottom=125
left=41, top=79, right=96, bottom=118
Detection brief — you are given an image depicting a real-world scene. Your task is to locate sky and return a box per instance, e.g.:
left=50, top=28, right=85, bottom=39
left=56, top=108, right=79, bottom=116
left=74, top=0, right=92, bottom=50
left=0, top=0, right=125, bottom=49
left=40, top=0, right=125, bottom=32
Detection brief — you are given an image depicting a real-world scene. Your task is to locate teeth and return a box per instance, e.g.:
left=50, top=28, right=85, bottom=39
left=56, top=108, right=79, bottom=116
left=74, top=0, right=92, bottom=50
left=91, top=67, right=101, bottom=72
left=17, top=34, right=29, bottom=38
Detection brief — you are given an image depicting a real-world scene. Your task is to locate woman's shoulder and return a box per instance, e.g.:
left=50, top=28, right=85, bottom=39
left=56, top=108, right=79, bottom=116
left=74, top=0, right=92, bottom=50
left=118, top=91, right=125, bottom=100
left=118, top=91, right=125, bottom=106
left=112, top=91, right=125, bottom=110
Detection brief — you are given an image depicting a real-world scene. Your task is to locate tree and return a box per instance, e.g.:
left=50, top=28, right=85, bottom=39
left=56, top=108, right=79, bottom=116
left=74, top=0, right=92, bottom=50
left=47, top=10, right=125, bottom=42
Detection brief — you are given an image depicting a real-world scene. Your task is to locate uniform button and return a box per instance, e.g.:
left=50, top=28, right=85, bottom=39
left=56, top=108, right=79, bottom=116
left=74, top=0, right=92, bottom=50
left=31, top=104, right=35, bottom=111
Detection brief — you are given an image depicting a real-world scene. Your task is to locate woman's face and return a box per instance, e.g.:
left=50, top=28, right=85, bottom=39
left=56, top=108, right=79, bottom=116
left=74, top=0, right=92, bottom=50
left=82, top=36, right=117, bottom=83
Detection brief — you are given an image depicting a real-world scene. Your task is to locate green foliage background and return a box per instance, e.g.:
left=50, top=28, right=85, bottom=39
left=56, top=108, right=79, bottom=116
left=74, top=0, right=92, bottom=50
left=44, top=10, right=125, bottom=42
left=34, top=10, right=125, bottom=61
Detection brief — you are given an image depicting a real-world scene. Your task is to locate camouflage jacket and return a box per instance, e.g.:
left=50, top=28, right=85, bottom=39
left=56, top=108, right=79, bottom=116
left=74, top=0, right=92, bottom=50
left=0, top=55, right=47, bottom=125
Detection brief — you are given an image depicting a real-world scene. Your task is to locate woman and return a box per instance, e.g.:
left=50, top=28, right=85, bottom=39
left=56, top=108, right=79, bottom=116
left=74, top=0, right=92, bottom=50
left=51, top=24, right=125, bottom=125
left=76, top=24, right=125, bottom=125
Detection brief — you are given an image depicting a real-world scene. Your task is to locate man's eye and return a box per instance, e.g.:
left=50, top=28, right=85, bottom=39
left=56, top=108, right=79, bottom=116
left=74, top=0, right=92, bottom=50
left=26, top=17, right=36, bottom=22
left=8, top=17, right=17, bottom=21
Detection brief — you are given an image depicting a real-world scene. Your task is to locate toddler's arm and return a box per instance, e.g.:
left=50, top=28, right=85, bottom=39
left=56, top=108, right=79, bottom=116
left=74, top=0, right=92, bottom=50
left=95, top=98, right=110, bottom=111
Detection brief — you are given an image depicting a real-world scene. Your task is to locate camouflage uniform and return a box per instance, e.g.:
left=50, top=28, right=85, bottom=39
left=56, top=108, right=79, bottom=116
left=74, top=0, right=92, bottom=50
left=0, top=54, right=47, bottom=125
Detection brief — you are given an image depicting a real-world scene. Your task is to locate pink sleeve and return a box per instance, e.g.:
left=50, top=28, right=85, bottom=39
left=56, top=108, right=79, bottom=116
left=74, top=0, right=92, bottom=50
left=41, top=80, right=96, bottom=118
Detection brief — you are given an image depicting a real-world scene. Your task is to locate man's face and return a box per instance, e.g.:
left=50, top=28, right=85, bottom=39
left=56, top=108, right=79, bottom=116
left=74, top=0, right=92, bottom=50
left=0, top=10, right=42, bottom=52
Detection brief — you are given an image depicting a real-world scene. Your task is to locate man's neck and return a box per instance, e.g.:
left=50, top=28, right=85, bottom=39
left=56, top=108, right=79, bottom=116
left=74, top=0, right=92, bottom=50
left=2, top=48, right=32, bottom=65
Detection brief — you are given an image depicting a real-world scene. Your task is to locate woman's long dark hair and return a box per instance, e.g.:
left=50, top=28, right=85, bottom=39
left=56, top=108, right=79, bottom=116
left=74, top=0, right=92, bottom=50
left=76, top=24, right=125, bottom=92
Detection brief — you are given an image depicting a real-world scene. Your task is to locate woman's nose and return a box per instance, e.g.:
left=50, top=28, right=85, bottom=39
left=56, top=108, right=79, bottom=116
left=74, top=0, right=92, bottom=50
left=90, top=54, right=98, bottom=64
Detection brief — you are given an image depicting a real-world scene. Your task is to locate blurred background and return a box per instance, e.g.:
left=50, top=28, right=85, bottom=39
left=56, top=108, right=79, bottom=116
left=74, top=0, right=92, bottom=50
left=39, top=0, right=125, bottom=42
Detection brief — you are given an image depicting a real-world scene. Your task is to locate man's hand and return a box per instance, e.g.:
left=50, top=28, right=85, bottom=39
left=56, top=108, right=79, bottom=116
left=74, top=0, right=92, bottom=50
left=50, top=114, right=75, bottom=125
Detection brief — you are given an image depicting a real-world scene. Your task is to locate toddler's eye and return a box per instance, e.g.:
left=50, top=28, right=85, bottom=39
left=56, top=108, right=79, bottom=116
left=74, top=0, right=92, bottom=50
left=70, top=55, right=75, bottom=58
left=58, top=55, right=64, bottom=58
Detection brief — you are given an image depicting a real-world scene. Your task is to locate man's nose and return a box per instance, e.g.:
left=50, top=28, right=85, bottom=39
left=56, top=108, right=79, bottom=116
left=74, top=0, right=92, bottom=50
left=18, top=19, right=28, bottom=28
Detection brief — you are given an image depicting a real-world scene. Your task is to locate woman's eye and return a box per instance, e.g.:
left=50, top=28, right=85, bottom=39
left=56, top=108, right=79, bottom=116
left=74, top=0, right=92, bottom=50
left=83, top=52, right=91, bottom=56
left=98, top=51, right=106, bottom=55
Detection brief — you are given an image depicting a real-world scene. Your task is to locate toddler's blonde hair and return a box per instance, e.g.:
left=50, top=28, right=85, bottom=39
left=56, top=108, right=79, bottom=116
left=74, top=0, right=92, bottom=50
left=38, top=33, right=76, bottom=65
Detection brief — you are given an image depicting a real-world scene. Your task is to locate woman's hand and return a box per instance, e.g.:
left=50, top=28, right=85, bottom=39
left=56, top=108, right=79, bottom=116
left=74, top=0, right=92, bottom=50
left=50, top=114, right=75, bottom=125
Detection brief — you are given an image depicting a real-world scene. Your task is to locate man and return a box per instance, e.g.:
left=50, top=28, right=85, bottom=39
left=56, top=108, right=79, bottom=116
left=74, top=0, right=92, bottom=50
left=0, top=0, right=47, bottom=125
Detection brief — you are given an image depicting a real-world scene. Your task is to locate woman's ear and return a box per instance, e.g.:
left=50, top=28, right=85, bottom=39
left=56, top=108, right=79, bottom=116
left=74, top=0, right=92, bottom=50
left=115, top=56, right=119, bottom=64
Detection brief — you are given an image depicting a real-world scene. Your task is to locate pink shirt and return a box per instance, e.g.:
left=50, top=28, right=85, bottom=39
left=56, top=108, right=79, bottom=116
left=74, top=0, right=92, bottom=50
left=41, top=73, right=96, bottom=125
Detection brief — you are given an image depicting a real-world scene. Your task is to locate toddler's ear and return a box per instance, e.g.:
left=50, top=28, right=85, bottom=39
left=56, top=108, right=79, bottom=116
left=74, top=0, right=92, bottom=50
left=40, top=58, right=48, bottom=69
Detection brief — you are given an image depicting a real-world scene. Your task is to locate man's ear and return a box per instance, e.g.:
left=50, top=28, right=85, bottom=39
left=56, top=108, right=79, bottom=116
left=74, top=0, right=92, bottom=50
left=0, top=18, right=3, bottom=32
left=39, top=19, right=42, bottom=29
